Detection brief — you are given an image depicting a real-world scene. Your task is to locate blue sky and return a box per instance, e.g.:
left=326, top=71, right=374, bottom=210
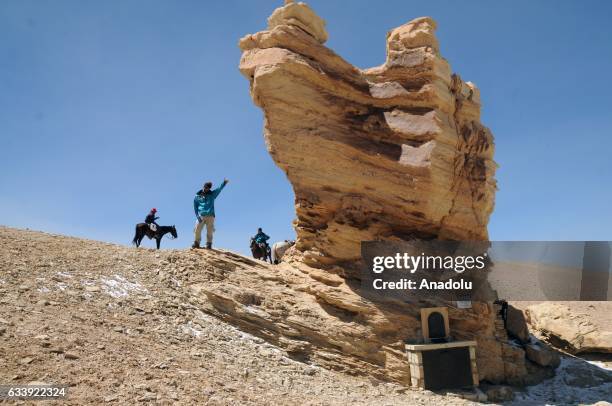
left=1, top=0, right=611, bottom=255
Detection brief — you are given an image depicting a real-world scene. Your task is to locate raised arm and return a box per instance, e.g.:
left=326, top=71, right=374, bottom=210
left=212, top=179, right=229, bottom=198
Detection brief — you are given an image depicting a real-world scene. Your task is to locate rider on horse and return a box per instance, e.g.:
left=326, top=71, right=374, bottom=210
left=145, top=208, right=159, bottom=232
left=252, top=228, right=270, bottom=251
left=250, top=228, right=272, bottom=262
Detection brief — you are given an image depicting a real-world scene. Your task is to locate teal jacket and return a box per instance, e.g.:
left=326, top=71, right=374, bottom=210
left=253, top=231, right=270, bottom=244
left=194, top=181, right=227, bottom=218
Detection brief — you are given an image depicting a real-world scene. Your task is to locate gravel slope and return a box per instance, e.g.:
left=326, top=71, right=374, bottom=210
left=0, top=227, right=478, bottom=405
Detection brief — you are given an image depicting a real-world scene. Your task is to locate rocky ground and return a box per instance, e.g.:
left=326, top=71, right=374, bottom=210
left=0, top=227, right=481, bottom=405
left=1, top=226, right=611, bottom=405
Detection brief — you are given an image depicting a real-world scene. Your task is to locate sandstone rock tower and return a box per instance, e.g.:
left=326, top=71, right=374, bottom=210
left=240, top=2, right=497, bottom=268
left=238, top=2, right=524, bottom=387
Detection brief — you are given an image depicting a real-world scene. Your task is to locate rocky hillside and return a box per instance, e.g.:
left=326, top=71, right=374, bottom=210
left=0, top=227, right=476, bottom=405
left=1, top=227, right=612, bottom=405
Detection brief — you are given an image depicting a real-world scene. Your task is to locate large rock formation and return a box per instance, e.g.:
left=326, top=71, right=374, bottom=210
left=240, top=1, right=496, bottom=268
left=238, top=1, right=528, bottom=386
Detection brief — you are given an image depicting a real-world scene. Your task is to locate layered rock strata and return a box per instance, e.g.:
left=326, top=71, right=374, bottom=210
left=238, top=1, right=525, bottom=386
left=240, top=1, right=497, bottom=268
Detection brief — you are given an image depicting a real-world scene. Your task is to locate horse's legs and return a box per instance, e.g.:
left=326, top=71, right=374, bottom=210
left=136, top=230, right=144, bottom=247
left=156, top=237, right=161, bottom=249
left=133, top=226, right=140, bottom=247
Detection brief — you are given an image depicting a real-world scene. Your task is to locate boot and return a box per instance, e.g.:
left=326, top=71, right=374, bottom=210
left=191, top=241, right=200, bottom=249
left=206, top=242, right=212, bottom=249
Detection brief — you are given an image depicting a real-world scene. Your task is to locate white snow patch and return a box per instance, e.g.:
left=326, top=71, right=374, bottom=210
left=180, top=321, right=203, bottom=338
left=100, top=275, right=148, bottom=298
left=56, top=272, right=73, bottom=278
left=237, top=331, right=264, bottom=344
left=586, top=359, right=612, bottom=372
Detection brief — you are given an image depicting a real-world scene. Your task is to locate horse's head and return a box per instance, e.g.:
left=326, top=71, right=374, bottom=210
left=170, top=225, right=178, bottom=239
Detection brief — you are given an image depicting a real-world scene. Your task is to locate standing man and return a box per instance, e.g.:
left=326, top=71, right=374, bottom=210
left=192, top=179, right=229, bottom=249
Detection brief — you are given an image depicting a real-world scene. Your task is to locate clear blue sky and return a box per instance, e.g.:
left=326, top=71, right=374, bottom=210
left=1, top=0, right=611, bottom=255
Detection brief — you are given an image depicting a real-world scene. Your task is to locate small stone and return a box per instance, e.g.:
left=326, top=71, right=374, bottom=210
left=139, top=391, right=156, bottom=401
left=64, top=352, right=79, bottom=360
left=525, top=342, right=561, bottom=368
left=20, top=356, right=34, bottom=365
left=27, top=381, right=50, bottom=386
left=303, top=366, right=317, bottom=376
left=85, top=285, right=100, bottom=292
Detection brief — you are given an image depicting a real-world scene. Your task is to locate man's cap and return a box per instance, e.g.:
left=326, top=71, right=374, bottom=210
left=151, top=208, right=157, bottom=212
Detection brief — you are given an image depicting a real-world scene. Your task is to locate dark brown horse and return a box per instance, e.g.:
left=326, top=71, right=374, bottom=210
left=132, top=224, right=177, bottom=249
left=250, top=238, right=272, bottom=263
